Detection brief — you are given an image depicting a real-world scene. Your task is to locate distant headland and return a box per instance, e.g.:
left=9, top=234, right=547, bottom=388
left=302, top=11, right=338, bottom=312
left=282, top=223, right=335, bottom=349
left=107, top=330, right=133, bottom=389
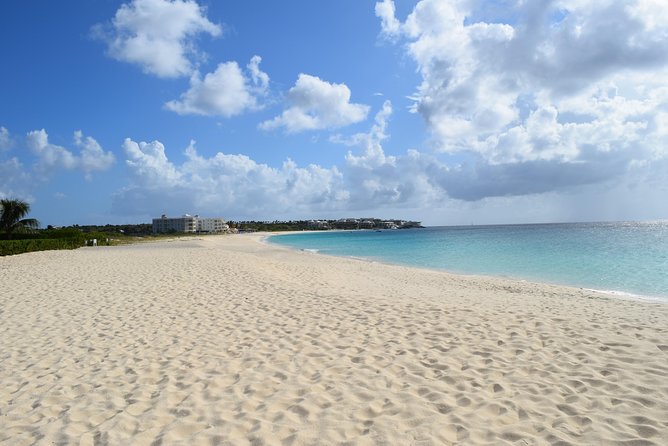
left=234, top=218, right=424, bottom=232
left=44, top=217, right=424, bottom=236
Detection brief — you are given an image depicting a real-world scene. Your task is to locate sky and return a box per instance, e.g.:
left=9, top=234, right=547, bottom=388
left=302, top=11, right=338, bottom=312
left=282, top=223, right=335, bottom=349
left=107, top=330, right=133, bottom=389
left=1, top=0, right=667, bottom=226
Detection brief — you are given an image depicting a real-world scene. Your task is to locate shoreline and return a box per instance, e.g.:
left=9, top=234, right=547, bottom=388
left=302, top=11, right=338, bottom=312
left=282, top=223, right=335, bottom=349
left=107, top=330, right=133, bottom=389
left=2, top=234, right=667, bottom=444
left=263, top=232, right=668, bottom=305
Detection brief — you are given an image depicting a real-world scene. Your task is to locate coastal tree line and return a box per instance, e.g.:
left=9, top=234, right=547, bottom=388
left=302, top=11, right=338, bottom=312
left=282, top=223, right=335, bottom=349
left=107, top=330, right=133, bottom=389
left=76, top=219, right=423, bottom=233
left=0, top=198, right=118, bottom=256
left=0, top=198, right=422, bottom=256
left=228, top=219, right=423, bottom=232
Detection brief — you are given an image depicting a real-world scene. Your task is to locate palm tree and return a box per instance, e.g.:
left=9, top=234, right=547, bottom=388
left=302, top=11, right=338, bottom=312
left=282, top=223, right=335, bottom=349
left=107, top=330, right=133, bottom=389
left=0, top=198, right=40, bottom=238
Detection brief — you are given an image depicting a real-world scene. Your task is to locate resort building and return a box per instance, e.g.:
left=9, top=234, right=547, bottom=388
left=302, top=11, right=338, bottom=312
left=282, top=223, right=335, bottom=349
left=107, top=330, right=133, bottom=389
left=307, top=220, right=330, bottom=229
left=197, top=218, right=229, bottom=233
left=152, top=214, right=228, bottom=234
left=152, top=214, right=197, bottom=234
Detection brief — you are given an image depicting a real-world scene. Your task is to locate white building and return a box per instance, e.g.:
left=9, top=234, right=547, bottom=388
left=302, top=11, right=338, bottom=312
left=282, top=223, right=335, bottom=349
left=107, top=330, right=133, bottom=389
left=197, top=218, right=229, bottom=233
left=152, top=214, right=197, bottom=233
left=307, top=220, right=330, bottom=229
left=152, top=214, right=228, bottom=234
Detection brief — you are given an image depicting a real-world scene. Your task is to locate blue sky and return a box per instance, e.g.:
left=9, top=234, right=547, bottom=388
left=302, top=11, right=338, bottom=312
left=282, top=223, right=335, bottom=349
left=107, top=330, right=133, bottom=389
left=1, top=0, right=667, bottom=226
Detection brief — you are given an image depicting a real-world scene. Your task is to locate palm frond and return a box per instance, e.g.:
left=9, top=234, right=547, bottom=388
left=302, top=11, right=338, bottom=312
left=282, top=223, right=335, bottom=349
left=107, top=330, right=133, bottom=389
left=0, top=199, right=39, bottom=235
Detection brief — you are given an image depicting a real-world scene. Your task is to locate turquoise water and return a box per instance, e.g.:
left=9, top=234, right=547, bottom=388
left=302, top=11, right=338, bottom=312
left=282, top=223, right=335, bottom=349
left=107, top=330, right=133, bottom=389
left=269, top=222, right=668, bottom=300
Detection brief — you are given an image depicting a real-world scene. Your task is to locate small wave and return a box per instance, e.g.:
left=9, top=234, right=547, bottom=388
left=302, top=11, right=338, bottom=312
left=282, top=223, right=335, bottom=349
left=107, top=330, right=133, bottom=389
left=301, top=248, right=319, bottom=253
left=348, top=255, right=374, bottom=262
left=584, top=288, right=668, bottom=304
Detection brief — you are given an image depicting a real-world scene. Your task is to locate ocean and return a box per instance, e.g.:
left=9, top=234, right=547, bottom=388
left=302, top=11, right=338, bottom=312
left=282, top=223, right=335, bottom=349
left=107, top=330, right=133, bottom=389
left=268, top=221, right=668, bottom=301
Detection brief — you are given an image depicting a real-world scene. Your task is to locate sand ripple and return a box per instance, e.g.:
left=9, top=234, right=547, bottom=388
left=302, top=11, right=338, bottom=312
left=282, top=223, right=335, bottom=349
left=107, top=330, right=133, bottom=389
left=1, top=235, right=667, bottom=445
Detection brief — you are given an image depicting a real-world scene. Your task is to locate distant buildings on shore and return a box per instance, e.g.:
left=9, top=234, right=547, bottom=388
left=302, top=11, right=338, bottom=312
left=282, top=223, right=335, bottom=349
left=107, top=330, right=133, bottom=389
left=307, top=218, right=422, bottom=230
left=152, top=214, right=422, bottom=234
left=152, top=214, right=230, bottom=234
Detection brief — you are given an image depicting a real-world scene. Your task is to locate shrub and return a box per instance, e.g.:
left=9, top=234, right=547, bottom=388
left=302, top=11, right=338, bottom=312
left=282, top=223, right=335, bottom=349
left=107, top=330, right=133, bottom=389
left=0, top=238, right=83, bottom=256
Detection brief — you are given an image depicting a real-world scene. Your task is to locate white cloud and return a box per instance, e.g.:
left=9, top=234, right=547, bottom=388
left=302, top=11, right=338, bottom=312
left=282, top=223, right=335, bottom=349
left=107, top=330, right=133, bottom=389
left=333, top=101, right=443, bottom=207
left=260, top=74, right=369, bottom=133
left=375, top=0, right=401, bottom=36
left=374, top=0, right=668, bottom=199
left=247, top=55, right=269, bottom=92
left=26, top=129, right=115, bottom=178
left=114, top=138, right=348, bottom=219
left=0, top=129, right=33, bottom=200
left=332, top=100, right=667, bottom=209
left=73, top=131, right=117, bottom=178
left=1, top=126, right=114, bottom=200
left=0, top=157, right=32, bottom=200
left=123, top=138, right=182, bottom=186
left=113, top=95, right=668, bottom=223
left=165, top=56, right=269, bottom=116
left=0, top=127, right=13, bottom=151
left=343, top=100, right=394, bottom=168
left=27, top=130, right=78, bottom=170
left=629, top=0, right=668, bottom=30
left=97, top=0, right=221, bottom=78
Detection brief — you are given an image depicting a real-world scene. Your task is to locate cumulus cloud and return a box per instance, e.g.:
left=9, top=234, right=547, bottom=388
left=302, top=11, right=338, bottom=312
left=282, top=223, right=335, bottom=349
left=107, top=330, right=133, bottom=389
left=95, top=0, right=221, bottom=78
left=114, top=94, right=668, bottom=222
left=165, top=56, right=269, bottom=116
left=114, top=138, right=348, bottom=219
left=117, top=106, right=434, bottom=219
left=26, top=129, right=115, bottom=179
left=332, top=100, right=663, bottom=206
left=342, top=102, right=441, bottom=207
left=0, top=157, right=32, bottom=200
left=27, top=130, right=78, bottom=170
left=73, top=131, right=117, bottom=176
left=1, top=126, right=113, bottom=200
left=260, top=74, right=369, bottom=133
left=374, top=0, right=668, bottom=201
left=0, top=127, right=33, bottom=200
left=123, top=138, right=182, bottom=186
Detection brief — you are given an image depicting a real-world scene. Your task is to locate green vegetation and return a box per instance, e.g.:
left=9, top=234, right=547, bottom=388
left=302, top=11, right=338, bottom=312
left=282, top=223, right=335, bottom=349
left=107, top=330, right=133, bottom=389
left=0, top=199, right=128, bottom=256
left=0, top=203, right=423, bottom=256
left=69, top=223, right=153, bottom=236
left=0, top=226, right=119, bottom=256
left=0, top=220, right=197, bottom=256
left=0, top=238, right=82, bottom=256
left=229, top=220, right=312, bottom=232
left=229, top=218, right=423, bottom=232
left=0, top=198, right=39, bottom=238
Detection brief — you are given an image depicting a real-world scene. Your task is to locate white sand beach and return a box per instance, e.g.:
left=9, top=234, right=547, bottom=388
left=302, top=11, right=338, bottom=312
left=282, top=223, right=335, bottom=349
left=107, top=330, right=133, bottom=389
left=1, top=234, right=667, bottom=445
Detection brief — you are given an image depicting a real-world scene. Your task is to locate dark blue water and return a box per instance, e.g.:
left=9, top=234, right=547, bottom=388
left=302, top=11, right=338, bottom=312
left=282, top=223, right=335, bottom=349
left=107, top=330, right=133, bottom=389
left=269, top=222, right=668, bottom=300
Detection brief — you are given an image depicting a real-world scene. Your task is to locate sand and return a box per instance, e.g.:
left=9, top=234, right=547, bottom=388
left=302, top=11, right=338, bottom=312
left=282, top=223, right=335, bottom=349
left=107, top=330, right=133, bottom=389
left=1, top=234, right=667, bottom=445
